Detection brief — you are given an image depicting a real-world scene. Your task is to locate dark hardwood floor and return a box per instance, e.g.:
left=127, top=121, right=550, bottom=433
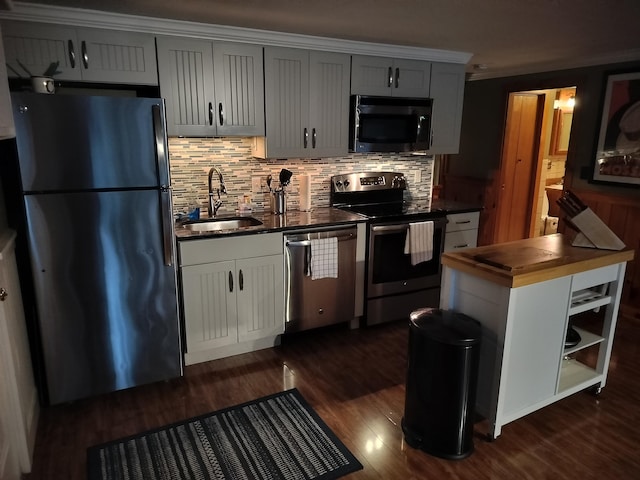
left=26, top=312, right=640, bottom=479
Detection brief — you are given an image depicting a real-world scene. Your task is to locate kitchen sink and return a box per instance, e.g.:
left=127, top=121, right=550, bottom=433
left=180, top=216, right=263, bottom=232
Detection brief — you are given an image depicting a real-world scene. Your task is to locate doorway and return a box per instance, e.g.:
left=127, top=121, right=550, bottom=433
left=494, top=86, right=576, bottom=243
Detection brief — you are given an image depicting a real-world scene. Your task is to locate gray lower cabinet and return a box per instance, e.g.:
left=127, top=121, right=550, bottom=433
left=427, top=62, right=466, bottom=154
left=1, top=21, right=157, bottom=84
left=0, top=232, right=38, bottom=478
left=350, top=55, right=431, bottom=97
left=444, top=211, right=479, bottom=252
left=156, top=36, right=264, bottom=137
left=179, top=233, right=284, bottom=365
left=254, top=47, right=350, bottom=158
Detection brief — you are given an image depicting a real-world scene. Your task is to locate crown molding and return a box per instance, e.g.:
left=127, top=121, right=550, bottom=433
left=467, top=49, right=640, bottom=81
left=0, top=2, right=473, bottom=65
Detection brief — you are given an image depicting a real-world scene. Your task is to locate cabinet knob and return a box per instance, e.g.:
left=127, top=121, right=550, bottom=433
left=0, top=288, right=7, bottom=301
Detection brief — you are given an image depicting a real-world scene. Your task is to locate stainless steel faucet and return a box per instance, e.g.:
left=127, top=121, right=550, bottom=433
left=207, top=166, right=227, bottom=217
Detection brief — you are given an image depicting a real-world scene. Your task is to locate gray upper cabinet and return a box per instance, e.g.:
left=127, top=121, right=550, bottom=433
left=351, top=55, right=431, bottom=97
left=1, top=21, right=157, bottom=85
left=427, top=62, right=466, bottom=154
left=156, top=36, right=264, bottom=137
left=257, top=47, right=349, bottom=158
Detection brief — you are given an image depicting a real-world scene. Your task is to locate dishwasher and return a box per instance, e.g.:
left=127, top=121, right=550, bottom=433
left=284, top=225, right=357, bottom=333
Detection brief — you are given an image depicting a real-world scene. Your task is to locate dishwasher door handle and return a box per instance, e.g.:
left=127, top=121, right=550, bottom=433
left=286, top=233, right=354, bottom=247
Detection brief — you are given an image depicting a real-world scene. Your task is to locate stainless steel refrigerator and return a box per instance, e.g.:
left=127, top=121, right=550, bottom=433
left=10, top=92, right=182, bottom=405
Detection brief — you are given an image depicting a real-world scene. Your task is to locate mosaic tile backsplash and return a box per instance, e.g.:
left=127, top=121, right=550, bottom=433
left=169, top=138, right=434, bottom=216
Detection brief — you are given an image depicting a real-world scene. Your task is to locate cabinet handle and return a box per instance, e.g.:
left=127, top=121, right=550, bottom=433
left=453, top=244, right=469, bottom=249
left=312, top=128, right=317, bottom=148
left=68, top=40, right=76, bottom=69
left=0, top=288, right=7, bottom=301
left=303, top=127, right=308, bottom=148
left=81, top=40, right=88, bottom=69
left=455, top=220, right=472, bottom=224
left=239, top=269, right=244, bottom=291
left=387, top=67, right=393, bottom=87
left=218, top=103, right=224, bottom=126
left=208, top=102, right=213, bottom=126
left=395, top=67, right=399, bottom=88
left=229, top=271, right=233, bottom=292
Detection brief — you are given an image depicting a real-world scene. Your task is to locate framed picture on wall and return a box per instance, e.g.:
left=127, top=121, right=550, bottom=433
left=592, top=71, right=640, bottom=186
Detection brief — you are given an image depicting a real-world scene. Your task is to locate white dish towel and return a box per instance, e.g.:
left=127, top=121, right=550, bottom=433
left=404, top=221, right=434, bottom=266
left=310, top=237, right=338, bottom=280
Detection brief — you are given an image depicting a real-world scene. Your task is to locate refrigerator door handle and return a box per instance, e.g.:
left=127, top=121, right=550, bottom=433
left=152, top=104, right=174, bottom=267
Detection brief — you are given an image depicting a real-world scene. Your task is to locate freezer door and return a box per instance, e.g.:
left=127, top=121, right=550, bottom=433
left=25, top=190, right=181, bottom=404
left=11, top=92, right=168, bottom=191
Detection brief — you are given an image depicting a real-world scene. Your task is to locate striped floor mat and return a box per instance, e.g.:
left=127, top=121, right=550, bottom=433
left=88, top=388, right=362, bottom=480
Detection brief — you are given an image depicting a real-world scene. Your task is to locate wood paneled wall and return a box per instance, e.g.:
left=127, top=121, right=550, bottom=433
left=442, top=172, right=498, bottom=247
left=441, top=174, right=639, bottom=318
left=569, top=189, right=640, bottom=319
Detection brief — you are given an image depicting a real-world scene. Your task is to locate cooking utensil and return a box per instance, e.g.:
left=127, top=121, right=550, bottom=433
left=266, top=174, right=273, bottom=192
left=279, top=169, right=293, bottom=188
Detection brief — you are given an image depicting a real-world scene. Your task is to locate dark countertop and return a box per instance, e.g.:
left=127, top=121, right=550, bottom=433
left=175, top=207, right=367, bottom=240
left=175, top=201, right=482, bottom=240
left=430, top=198, right=483, bottom=214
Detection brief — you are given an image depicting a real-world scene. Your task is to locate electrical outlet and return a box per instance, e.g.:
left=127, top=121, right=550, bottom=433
left=251, top=176, right=262, bottom=193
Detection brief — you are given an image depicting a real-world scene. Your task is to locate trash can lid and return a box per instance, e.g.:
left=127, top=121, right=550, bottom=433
left=409, top=308, right=481, bottom=346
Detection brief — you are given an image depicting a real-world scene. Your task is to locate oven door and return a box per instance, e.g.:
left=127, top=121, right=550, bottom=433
left=367, top=218, right=445, bottom=298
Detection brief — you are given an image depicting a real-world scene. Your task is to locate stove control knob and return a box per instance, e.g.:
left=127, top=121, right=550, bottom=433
left=392, top=175, right=405, bottom=188
left=335, top=180, right=343, bottom=187
left=343, top=180, right=350, bottom=187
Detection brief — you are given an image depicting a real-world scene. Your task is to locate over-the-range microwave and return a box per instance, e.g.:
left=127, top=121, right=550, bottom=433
left=349, top=94, right=433, bottom=153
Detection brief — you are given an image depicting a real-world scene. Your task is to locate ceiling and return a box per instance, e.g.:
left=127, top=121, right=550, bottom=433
left=5, top=0, right=640, bottom=79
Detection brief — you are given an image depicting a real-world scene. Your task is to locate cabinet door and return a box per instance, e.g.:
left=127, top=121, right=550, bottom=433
left=182, top=260, right=238, bottom=352
left=156, top=36, right=216, bottom=137
left=0, top=26, right=15, bottom=139
left=236, top=255, right=284, bottom=342
left=77, top=28, right=158, bottom=85
left=213, top=42, right=265, bottom=136
left=264, top=47, right=310, bottom=158
left=427, top=62, right=465, bottom=154
left=351, top=55, right=431, bottom=97
left=350, top=55, right=394, bottom=96
left=0, top=238, right=38, bottom=473
left=308, top=51, right=350, bottom=157
left=393, top=59, right=431, bottom=97
left=1, top=21, right=81, bottom=81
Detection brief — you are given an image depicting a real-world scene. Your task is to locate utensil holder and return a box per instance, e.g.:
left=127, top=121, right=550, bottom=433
left=271, top=190, right=286, bottom=215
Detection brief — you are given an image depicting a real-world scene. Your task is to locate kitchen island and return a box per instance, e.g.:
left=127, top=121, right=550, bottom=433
left=440, top=234, right=634, bottom=439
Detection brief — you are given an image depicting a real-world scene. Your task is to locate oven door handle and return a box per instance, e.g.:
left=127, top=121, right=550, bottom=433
left=371, top=224, right=409, bottom=233
left=371, top=219, right=445, bottom=234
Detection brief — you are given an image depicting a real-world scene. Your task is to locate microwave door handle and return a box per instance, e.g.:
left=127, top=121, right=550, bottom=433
left=417, top=115, right=426, bottom=138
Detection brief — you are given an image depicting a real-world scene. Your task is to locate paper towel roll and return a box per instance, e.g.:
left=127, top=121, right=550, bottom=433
left=299, top=174, right=311, bottom=211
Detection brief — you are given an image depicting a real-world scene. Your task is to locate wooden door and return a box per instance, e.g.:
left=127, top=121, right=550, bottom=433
left=494, top=93, right=544, bottom=243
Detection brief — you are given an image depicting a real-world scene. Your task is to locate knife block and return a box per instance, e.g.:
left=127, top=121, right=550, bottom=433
left=569, top=208, right=625, bottom=250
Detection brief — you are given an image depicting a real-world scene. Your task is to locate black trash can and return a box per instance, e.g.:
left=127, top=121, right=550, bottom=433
left=401, top=307, right=481, bottom=460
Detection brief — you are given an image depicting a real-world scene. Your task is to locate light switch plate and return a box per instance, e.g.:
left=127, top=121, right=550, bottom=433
left=252, top=176, right=262, bottom=193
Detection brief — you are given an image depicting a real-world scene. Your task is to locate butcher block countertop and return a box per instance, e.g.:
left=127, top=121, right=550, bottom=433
left=441, top=233, right=635, bottom=288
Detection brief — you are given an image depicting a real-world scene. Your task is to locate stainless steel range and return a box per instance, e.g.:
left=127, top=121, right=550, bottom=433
left=330, top=172, right=446, bottom=326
